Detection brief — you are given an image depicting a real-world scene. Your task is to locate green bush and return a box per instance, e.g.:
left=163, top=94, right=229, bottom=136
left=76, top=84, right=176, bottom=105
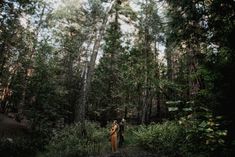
left=38, top=122, right=110, bottom=157
left=179, top=113, right=228, bottom=157
left=133, top=116, right=228, bottom=157
left=133, top=121, right=185, bottom=156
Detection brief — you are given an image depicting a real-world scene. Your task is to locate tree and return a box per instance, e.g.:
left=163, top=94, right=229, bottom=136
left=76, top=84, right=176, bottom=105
left=137, top=0, right=163, bottom=124
left=164, top=0, right=235, bottom=150
left=89, top=0, right=123, bottom=126
left=0, top=0, right=44, bottom=118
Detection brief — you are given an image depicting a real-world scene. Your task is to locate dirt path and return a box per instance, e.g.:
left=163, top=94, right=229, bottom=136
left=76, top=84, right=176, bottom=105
left=97, top=146, right=161, bottom=157
left=0, top=113, right=29, bottom=138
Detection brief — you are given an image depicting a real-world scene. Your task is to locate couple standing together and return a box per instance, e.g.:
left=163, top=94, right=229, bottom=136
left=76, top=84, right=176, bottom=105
left=109, top=118, right=125, bottom=152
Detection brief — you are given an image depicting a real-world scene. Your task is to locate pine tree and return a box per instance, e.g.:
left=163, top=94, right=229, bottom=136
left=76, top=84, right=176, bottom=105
left=90, top=2, right=123, bottom=124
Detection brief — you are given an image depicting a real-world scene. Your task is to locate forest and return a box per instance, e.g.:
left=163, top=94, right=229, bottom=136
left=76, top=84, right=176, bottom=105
left=0, top=0, right=235, bottom=157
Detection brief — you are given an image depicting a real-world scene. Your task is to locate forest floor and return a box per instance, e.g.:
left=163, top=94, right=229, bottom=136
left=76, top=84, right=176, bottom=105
left=96, top=146, right=161, bottom=157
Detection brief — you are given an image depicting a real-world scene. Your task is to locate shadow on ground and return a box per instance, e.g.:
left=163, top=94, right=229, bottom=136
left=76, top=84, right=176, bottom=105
left=94, top=147, right=161, bottom=157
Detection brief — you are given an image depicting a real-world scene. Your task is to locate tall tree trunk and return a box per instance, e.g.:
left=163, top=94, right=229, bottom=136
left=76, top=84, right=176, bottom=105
left=18, top=69, right=27, bottom=119
left=0, top=42, right=6, bottom=78
left=141, top=0, right=151, bottom=124
left=141, top=37, right=149, bottom=124
left=74, top=0, right=118, bottom=134
left=18, top=4, right=46, bottom=120
left=166, top=45, right=173, bottom=99
left=148, top=95, right=153, bottom=122
left=154, top=38, right=161, bottom=120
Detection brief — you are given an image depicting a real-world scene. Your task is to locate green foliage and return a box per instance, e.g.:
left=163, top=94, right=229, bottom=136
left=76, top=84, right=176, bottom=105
left=179, top=112, right=227, bottom=157
left=165, top=0, right=235, bottom=151
left=1, top=0, right=235, bottom=156
left=119, top=124, right=139, bottom=146
left=39, top=122, right=109, bottom=157
left=25, top=44, right=67, bottom=146
left=133, top=121, right=184, bottom=156
left=133, top=118, right=228, bottom=157
left=89, top=8, right=124, bottom=121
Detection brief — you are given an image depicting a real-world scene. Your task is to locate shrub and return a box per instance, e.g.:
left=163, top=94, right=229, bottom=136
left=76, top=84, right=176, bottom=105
left=133, top=121, right=185, bottom=156
left=179, top=112, right=228, bottom=157
left=39, top=122, right=110, bottom=157
left=133, top=116, right=228, bottom=157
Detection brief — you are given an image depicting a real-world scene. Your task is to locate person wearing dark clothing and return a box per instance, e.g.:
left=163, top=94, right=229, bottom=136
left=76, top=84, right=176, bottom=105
left=118, top=118, right=125, bottom=147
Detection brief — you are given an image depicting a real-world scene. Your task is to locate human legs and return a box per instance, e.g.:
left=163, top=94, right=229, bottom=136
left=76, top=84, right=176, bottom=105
left=111, top=135, right=117, bottom=152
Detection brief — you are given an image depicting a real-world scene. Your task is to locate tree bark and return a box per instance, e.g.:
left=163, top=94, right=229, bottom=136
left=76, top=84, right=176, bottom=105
left=141, top=0, right=150, bottom=124
left=74, top=0, right=118, bottom=134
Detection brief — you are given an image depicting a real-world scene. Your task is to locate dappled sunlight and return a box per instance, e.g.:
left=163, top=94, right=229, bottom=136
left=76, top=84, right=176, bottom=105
left=0, top=0, right=234, bottom=157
